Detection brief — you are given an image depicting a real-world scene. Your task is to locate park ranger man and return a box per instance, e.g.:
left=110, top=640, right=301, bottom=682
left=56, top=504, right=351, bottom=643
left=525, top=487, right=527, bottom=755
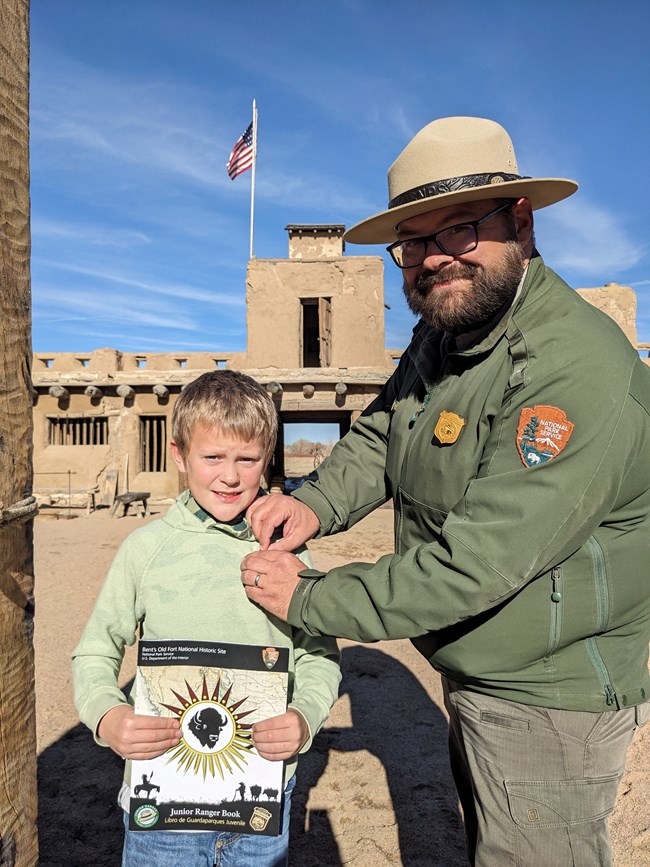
left=241, top=116, right=650, bottom=866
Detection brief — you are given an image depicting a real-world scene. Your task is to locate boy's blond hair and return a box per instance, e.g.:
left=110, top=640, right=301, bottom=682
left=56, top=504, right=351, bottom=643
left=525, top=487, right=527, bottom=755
left=171, top=370, right=278, bottom=461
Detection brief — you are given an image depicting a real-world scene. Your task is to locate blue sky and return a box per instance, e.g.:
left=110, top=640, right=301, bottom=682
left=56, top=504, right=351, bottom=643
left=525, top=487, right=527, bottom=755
left=31, top=0, right=650, bottom=364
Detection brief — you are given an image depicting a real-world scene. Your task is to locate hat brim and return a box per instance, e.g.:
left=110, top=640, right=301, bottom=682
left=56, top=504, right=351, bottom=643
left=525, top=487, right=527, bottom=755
left=343, top=178, right=578, bottom=244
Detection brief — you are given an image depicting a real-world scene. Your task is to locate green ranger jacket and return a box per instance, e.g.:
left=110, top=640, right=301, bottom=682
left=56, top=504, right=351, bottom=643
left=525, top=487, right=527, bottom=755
left=289, top=253, right=650, bottom=712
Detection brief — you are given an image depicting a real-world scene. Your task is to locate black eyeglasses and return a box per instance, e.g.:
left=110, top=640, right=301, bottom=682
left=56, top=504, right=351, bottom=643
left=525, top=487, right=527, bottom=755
left=386, top=199, right=516, bottom=269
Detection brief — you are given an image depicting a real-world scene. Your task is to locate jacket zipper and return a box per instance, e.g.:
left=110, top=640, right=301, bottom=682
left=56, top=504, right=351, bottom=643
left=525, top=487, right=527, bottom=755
left=585, top=536, right=609, bottom=632
left=407, top=345, right=451, bottom=427
left=408, top=385, right=434, bottom=425
left=545, top=566, right=563, bottom=663
left=585, top=536, right=617, bottom=707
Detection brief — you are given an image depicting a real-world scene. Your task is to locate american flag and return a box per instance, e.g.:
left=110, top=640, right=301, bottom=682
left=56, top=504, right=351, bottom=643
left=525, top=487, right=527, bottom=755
left=226, top=122, right=254, bottom=180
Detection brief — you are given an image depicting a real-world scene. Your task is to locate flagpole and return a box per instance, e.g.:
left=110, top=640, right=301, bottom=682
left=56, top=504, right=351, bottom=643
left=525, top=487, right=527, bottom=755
left=249, top=99, right=258, bottom=259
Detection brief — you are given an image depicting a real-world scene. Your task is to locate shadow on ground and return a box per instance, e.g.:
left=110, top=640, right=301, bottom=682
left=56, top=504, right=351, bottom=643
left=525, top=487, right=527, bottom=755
left=290, top=646, right=466, bottom=866
left=38, top=723, right=125, bottom=866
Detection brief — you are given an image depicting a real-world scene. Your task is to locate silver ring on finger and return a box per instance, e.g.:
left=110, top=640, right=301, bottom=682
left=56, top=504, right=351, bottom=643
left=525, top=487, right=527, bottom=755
left=254, top=573, right=261, bottom=587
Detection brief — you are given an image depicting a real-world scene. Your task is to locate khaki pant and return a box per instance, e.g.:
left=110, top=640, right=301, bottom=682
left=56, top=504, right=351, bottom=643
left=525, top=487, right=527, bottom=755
left=443, top=679, right=648, bottom=867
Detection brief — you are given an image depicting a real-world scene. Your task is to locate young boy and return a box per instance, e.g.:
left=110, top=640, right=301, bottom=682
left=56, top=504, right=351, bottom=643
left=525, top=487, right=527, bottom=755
left=72, top=370, right=341, bottom=867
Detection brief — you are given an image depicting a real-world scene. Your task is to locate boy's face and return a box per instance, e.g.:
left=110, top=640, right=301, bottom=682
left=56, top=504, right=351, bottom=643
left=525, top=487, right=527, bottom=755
left=170, top=425, right=268, bottom=523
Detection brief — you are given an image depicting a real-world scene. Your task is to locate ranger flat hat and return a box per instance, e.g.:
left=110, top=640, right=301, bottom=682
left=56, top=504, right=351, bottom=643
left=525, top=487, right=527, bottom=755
left=344, top=116, right=578, bottom=244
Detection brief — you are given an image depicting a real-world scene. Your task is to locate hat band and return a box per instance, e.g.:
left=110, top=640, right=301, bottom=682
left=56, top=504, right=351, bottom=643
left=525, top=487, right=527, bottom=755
left=388, top=172, right=529, bottom=209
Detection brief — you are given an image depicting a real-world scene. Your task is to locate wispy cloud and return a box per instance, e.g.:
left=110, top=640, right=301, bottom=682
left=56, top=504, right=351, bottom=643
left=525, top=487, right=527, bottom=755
left=35, top=261, right=245, bottom=308
left=256, top=171, right=379, bottom=222
left=537, top=197, right=646, bottom=278
left=70, top=330, right=244, bottom=351
left=32, top=218, right=151, bottom=248
left=32, top=58, right=236, bottom=193
left=34, top=284, right=202, bottom=331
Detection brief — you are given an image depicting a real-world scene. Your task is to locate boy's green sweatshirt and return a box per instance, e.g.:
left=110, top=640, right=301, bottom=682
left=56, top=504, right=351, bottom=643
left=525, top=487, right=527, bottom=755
left=72, top=490, right=341, bottom=797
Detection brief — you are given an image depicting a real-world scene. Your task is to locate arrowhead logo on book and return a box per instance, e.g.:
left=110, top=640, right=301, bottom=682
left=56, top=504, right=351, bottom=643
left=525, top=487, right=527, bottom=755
left=262, top=647, right=280, bottom=670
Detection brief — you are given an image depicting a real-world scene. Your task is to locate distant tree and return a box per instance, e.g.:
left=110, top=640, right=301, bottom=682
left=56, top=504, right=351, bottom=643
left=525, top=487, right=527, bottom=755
left=286, top=438, right=314, bottom=456
left=285, top=439, right=335, bottom=457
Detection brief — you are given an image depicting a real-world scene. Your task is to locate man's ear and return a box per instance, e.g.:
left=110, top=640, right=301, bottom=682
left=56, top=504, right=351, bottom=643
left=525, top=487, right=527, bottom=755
left=169, top=440, right=186, bottom=473
left=513, top=197, right=534, bottom=251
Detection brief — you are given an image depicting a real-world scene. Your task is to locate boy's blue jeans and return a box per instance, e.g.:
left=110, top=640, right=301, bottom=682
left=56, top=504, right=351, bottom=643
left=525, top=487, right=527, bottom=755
left=122, top=774, right=294, bottom=867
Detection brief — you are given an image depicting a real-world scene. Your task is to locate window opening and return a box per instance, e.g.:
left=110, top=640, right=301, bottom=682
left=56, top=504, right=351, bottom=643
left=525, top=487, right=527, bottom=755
left=301, top=297, right=331, bottom=367
left=48, top=416, right=109, bottom=445
left=141, top=415, right=167, bottom=472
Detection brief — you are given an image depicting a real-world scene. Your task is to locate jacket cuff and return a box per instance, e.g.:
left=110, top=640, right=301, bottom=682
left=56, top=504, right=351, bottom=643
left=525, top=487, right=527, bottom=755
left=286, top=706, right=314, bottom=753
left=81, top=692, right=131, bottom=745
left=287, top=577, right=317, bottom=630
left=297, top=567, right=326, bottom=580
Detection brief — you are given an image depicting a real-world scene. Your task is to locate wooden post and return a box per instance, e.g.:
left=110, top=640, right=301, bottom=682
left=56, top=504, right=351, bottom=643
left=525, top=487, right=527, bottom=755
left=0, top=1, right=38, bottom=864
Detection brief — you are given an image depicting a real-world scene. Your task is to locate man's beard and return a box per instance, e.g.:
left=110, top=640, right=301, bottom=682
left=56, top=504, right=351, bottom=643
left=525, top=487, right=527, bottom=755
left=402, top=241, right=526, bottom=335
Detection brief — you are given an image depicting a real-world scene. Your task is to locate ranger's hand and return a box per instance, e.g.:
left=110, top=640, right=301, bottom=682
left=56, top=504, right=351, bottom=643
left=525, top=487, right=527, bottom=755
left=98, top=705, right=181, bottom=760
left=246, top=494, right=320, bottom=551
left=241, top=549, right=305, bottom=621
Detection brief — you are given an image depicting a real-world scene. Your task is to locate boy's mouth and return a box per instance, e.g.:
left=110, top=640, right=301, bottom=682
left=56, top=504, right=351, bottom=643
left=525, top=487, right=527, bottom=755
left=212, top=491, right=242, bottom=503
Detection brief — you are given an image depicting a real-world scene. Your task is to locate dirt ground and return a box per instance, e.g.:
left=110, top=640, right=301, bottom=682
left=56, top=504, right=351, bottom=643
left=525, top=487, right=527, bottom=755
left=34, top=504, right=649, bottom=866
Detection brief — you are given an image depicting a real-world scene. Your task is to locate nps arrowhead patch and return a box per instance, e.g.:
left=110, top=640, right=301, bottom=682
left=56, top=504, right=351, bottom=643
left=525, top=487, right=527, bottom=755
left=516, top=405, right=574, bottom=467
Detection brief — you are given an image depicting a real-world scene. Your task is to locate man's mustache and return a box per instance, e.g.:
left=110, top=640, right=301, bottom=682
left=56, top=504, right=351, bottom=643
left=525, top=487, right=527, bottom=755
left=414, top=263, right=479, bottom=295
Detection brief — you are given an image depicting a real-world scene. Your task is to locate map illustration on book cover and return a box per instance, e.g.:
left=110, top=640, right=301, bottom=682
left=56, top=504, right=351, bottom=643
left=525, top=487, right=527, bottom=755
left=129, top=639, right=289, bottom=835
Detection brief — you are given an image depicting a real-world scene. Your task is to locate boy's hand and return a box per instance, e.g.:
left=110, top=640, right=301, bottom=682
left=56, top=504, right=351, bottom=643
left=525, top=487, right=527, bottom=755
left=98, top=705, right=181, bottom=760
left=246, top=494, right=320, bottom=551
left=252, top=710, right=309, bottom=761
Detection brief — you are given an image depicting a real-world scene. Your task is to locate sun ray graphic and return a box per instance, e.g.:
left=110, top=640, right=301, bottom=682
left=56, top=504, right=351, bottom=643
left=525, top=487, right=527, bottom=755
left=160, top=675, right=256, bottom=780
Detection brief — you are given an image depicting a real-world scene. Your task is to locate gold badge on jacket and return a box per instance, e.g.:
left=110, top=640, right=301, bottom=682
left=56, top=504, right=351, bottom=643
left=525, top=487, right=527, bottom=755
left=434, top=411, right=465, bottom=444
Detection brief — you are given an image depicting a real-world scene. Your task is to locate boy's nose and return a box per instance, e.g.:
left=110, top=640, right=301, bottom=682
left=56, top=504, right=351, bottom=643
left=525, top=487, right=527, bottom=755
left=221, top=463, right=240, bottom=485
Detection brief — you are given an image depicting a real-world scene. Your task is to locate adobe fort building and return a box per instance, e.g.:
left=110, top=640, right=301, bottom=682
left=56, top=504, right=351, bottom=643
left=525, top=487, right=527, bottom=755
left=31, top=225, right=649, bottom=510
